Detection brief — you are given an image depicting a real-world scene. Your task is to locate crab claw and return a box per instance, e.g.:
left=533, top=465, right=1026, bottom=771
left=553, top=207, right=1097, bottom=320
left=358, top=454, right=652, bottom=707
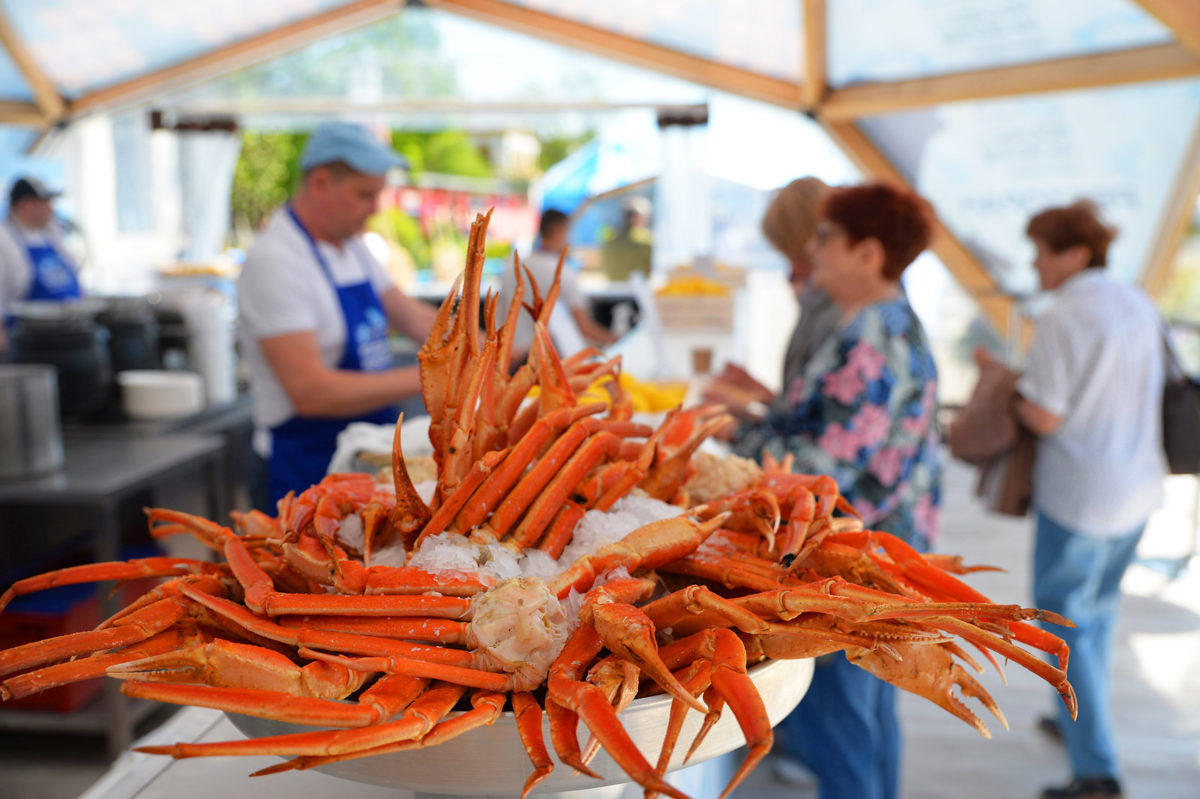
left=849, top=641, right=1007, bottom=738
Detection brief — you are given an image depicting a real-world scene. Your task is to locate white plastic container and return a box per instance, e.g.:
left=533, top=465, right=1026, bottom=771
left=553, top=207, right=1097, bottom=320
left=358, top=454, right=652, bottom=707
left=117, top=370, right=205, bottom=420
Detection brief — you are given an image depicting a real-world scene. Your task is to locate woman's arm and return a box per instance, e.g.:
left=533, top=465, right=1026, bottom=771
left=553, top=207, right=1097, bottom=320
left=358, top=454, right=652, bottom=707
left=1014, top=394, right=1062, bottom=436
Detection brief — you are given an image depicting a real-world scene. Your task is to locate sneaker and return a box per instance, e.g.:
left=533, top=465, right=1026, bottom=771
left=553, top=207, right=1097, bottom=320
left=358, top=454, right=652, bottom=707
left=771, top=755, right=816, bottom=790
left=1040, top=776, right=1124, bottom=799
left=1037, top=715, right=1064, bottom=744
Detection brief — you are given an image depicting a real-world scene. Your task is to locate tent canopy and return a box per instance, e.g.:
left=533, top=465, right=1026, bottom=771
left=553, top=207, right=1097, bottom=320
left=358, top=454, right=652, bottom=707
left=0, top=0, right=1197, bottom=336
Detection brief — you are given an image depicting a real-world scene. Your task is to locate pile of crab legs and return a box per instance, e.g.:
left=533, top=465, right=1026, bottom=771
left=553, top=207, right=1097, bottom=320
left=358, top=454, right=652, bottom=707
left=0, top=212, right=1076, bottom=799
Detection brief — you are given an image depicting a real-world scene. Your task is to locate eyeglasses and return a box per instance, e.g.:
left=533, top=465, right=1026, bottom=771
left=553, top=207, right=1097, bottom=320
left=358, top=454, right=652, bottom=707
left=813, top=221, right=843, bottom=245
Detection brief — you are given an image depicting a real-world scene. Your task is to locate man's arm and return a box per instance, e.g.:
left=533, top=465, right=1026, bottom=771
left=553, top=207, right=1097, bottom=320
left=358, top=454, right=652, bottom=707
left=260, top=330, right=422, bottom=417
left=380, top=286, right=440, bottom=342
left=571, top=307, right=617, bottom=346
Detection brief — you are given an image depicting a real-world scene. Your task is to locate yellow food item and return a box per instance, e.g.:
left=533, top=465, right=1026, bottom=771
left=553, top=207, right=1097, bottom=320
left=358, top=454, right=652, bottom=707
left=617, top=372, right=687, bottom=413
left=561, top=373, right=688, bottom=413
left=655, top=275, right=731, bottom=297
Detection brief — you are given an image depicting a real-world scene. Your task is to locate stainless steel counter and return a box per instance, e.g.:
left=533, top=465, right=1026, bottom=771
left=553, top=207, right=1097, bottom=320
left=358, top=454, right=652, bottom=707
left=0, top=430, right=226, bottom=759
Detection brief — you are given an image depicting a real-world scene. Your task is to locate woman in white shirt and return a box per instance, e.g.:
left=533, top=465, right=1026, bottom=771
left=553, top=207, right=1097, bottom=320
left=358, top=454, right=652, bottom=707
left=1010, top=201, right=1164, bottom=799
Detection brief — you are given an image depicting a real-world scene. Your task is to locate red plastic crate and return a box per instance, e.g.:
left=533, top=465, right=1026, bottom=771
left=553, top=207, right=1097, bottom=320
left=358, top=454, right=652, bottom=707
left=0, top=565, right=163, bottom=713
left=0, top=583, right=106, bottom=712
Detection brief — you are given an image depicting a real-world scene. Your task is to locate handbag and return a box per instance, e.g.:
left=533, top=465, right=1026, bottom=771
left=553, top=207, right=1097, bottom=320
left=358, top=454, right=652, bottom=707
left=948, top=359, right=1019, bottom=465
left=976, top=428, right=1035, bottom=517
left=1161, top=326, right=1200, bottom=475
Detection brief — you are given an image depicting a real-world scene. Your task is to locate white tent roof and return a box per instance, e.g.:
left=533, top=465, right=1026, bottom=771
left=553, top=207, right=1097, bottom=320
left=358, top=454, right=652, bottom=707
left=0, top=0, right=1197, bottom=336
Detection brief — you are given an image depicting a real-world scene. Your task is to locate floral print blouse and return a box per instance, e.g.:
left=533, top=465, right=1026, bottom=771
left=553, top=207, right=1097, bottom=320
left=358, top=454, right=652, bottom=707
left=733, top=295, right=942, bottom=550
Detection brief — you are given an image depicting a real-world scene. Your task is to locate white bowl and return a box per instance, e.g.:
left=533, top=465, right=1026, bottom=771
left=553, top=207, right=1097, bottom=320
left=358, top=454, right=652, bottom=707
left=117, top=370, right=205, bottom=420
left=227, top=657, right=812, bottom=795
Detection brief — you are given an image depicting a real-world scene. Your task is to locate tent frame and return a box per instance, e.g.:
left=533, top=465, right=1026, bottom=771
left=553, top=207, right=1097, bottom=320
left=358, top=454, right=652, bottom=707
left=0, top=0, right=1196, bottom=332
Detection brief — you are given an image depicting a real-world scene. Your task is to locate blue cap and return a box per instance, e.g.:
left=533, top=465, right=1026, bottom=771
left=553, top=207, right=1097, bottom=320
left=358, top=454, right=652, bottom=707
left=300, top=121, right=407, bottom=175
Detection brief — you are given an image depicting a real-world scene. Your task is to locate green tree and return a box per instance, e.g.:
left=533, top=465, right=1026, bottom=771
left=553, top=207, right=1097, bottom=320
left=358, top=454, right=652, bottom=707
left=538, top=132, right=593, bottom=171
left=230, top=131, right=306, bottom=232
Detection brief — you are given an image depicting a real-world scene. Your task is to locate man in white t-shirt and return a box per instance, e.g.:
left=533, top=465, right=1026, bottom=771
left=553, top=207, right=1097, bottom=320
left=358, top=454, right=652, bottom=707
left=998, top=201, right=1164, bottom=799
left=238, top=121, right=438, bottom=507
left=498, top=208, right=615, bottom=357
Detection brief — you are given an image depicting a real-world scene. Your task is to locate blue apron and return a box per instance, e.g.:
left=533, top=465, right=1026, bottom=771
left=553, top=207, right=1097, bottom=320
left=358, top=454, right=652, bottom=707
left=267, top=207, right=396, bottom=504
left=12, top=223, right=81, bottom=302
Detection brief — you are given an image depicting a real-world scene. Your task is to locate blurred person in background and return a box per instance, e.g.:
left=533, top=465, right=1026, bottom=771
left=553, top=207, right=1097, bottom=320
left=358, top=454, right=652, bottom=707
left=713, top=181, right=943, bottom=799
left=704, top=176, right=839, bottom=422
left=980, top=201, right=1163, bottom=799
left=0, top=176, right=83, bottom=352
left=600, top=195, right=653, bottom=282
left=238, top=120, right=439, bottom=509
left=499, top=208, right=615, bottom=357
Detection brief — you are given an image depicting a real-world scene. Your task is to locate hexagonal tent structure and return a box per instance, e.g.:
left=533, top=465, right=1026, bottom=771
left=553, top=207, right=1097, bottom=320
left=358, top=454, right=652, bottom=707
left=0, top=0, right=1197, bottom=340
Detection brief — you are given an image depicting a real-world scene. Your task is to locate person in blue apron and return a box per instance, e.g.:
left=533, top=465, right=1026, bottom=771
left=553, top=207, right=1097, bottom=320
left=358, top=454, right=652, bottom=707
left=0, top=176, right=83, bottom=351
left=237, top=121, right=441, bottom=510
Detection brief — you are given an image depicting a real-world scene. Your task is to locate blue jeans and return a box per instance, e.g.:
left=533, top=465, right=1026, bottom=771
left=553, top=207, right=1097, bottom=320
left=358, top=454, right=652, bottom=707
left=782, top=654, right=900, bottom=799
left=1033, top=510, right=1143, bottom=781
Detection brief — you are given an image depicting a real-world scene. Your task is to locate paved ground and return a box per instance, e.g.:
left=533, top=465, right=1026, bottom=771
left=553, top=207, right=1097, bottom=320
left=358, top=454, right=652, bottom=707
left=2, top=458, right=1198, bottom=799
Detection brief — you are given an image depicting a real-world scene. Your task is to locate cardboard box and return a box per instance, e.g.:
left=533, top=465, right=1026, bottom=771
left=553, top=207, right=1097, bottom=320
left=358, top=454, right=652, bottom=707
left=655, top=295, right=735, bottom=330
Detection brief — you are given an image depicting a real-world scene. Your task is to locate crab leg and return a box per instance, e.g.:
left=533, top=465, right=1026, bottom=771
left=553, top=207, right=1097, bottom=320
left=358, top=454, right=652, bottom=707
left=176, top=583, right=479, bottom=669
left=546, top=624, right=690, bottom=799
left=300, top=649, right=526, bottom=693
left=0, top=628, right=206, bottom=701
left=483, top=416, right=633, bottom=540
left=847, top=640, right=1007, bottom=738
left=413, top=448, right=506, bottom=548
left=138, top=675, right=435, bottom=758
left=508, top=431, right=625, bottom=550
left=0, top=597, right=189, bottom=678
left=548, top=512, right=729, bottom=599
left=0, top=558, right=221, bottom=613
left=648, top=660, right=713, bottom=797
left=380, top=413, right=431, bottom=555
left=512, top=690, right=554, bottom=798
left=253, top=685, right=500, bottom=776
left=657, top=628, right=772, bottom=799
left=637, top=412, right=735, bottom=502
left=451, top=403, right=605, bottom=534
left=277, top=615, right=468, bottom=645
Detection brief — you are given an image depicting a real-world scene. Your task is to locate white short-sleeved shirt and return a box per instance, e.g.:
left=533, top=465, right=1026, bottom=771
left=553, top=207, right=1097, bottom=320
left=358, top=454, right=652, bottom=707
left=0, top=219, right=72, bottom=312
left=497, top=249, right=588, bottom=353
left=1017, top=269, right=1165, bottom=536
left=238, top=208, right=395, bottom=456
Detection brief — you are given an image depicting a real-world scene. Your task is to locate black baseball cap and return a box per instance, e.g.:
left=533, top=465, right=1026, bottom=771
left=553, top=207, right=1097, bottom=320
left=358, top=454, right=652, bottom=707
left=9, top=176, right=60, bottom=206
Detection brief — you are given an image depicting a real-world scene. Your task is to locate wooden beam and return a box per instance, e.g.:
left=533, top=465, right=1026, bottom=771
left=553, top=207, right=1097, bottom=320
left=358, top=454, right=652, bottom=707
left=822, top=42, right=1200, bottom=120
left=821, top=119, right=1013, bottom=338
left=0, top=99, right=46, bottom=127
left=0, top=7, right=63, bottom=121
left=1142, top=110, right=1200, bottom=298
left=1132, top=0, right=1200, bottom=59
left=431, top=0, right=800, bottom=108
left=67, top=0, right=403, bottom=116
left=800, top=0, right=826, bottom=108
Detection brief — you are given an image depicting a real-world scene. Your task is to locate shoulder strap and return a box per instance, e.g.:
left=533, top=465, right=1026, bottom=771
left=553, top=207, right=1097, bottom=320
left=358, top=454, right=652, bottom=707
left=1160, top=319, right=1188, bottom=381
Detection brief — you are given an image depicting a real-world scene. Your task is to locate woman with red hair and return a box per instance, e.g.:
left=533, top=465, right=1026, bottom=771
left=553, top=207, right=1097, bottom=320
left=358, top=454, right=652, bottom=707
left=728, top=181, right=943, bottom=799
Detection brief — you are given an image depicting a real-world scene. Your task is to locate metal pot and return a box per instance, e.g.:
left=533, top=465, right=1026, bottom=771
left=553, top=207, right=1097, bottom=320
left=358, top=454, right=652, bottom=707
left=8, top=314, right=112, bottom=421
left=0, top=364, right=64, bottom=479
